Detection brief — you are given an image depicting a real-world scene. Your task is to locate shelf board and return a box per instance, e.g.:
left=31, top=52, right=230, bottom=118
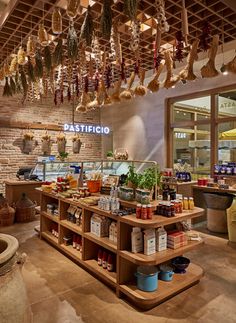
left=119, top=199, right=159, bottom=209
left=120, top=240, right=204, bottom=265
left=81, top=204, right=119, bottom=221
left=84, top=232, right=117, bottom=253
left=192, top=185, right=236, bottom=194
left=119, top=263, right=203, bottom=309
left=60, top=244, right=82, bottom=262
left=41, top=211, right=59, bottom=223
left=41, top=231, right=58, bottom=245
left=60, top=220, right=83, bottom=235
left=85, top=259, right=116, bottom=287
left=120, top=207, right=204, bottom=228
left=35, top=206, right=41, bottom=214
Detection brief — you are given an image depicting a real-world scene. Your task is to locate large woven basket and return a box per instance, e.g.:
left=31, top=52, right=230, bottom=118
left=0, top=204, right=15, bottom=226
left=15, top=193, right=36, bottom=223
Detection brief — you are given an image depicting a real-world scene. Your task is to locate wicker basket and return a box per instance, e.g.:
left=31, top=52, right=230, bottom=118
left=15, top=193, right=36, bottom=223
left=0, top=204, right=15, bottom=226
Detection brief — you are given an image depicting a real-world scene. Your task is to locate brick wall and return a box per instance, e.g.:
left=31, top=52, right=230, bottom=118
left=0, top=92, right=102, bottom=192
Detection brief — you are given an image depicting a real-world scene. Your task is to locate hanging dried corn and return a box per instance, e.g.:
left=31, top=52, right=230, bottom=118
left=67, top=20, right=78, bottom=61
left=34, top=50, right=44, bottom=79
left=17, top=47, right=27, bottom=65
left=226, top=55, right=236, bottom=74
left=9, top=55, right=18, bottom=74
left=43, top=46, right=52, bottom=74
left=134, top=69, right=147, bottom=96
left=52, top=8, right=62, bottom=35
left=26, top=36, right=36, bottom=57
left=155, top=0, right=169, bottom=33
left=163, top=51, right=180, bottom=88
left=67, top=0, right=80, bottom=18
left=124, top=0, right=138, bottom=20
left=100, top=0, right=113, bottom=40
left=80, top=5, right=93, bottom=47
left=38, top=24, right=48, bottom=47
left=53, top=38, right=63, bottom=67
left=3, top=77, right=12, bottom=97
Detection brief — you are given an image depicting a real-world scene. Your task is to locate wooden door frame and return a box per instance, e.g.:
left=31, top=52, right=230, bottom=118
left=166, top=83, right=236, bottom=175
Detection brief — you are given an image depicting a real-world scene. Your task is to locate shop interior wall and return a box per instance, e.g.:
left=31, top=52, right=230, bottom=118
left=101, top=73, right=236, bottom=169
left=0, top=93, right=101, bottom=193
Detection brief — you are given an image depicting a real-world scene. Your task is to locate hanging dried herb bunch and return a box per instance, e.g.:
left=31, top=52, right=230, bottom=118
left=19, top=65, right=28, bottom=98
left=124, top=0, right=138, bottom=20
left=15, top=72, right=22, bottom=93
left=27, top=57, right=35, bottom=82
left=80, top=5, right=93, bottom=46
left=10, top=76, right=16, bottom=94
left=53, top=38, right=63, bottom=66
left=34, top=50, right=44, bottom=79
left=3, top=77, right=12, bottom=97
left=100, top=0, right=113, bottom=40
left=44, top=46, right=52, bottom=74
left=67, top=20, right=78, bottom=61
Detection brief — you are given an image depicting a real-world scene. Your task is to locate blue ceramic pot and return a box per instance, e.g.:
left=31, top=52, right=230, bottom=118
left=135, top=266, right=159, bottom=292
left=159, top=265, right=174, bottom=281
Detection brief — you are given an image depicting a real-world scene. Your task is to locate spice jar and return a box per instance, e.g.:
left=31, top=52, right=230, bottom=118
left=52, top=8, right=62, bottom=34
left=147, top=204, right=153, bottom=219
left=102, top=251, right=107, bottom=269
left=98, top=249, right=103, bottom=266
left=141, top=205, right=147, bottom=220
left=136, top=204, right=142, bottom=219
left=107, top=254, right=114, bottom=272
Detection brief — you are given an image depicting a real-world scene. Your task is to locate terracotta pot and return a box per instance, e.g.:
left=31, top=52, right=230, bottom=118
left=0, top=234, right=32, bottom=323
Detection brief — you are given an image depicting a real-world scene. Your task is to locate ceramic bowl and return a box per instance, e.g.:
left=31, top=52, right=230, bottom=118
left=171, top=256, right=190, bottom=274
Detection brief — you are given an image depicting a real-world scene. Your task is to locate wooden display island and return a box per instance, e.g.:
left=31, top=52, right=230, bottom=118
left=38, top=190, right=204, bottom=309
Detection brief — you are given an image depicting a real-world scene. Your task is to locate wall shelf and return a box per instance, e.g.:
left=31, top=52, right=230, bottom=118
left=85, top=259, right=117, bottom=287
left=41, top=211, right=59, bottom=224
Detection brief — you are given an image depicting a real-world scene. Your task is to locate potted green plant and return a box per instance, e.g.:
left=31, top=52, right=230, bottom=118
left=125, top=165, right=141, bottom=189
left=106, top=150, right=114, bottom=160
left=58, top=152, right=69, bottom=162
left=138, top=167, right=161, bottom=199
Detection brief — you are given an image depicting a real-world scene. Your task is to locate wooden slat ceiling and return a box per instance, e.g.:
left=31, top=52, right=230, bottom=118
left=0, top=0, right=236, bottom=72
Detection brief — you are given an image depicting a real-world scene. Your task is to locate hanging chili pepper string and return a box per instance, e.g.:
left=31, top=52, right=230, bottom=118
left=199, top=21, right=211, bottom=51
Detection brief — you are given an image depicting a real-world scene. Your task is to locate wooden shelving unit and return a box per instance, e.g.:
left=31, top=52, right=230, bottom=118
left=39, top=190, right=205, bottom=309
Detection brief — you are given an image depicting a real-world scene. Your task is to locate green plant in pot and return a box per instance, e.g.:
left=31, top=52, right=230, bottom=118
left=106, top=150, right=113, bottom=160
left=125, top=165, right=141, bottom=189
left=138, top=166, right=161, bottom=198
left=58, top=152, right=69, bottom=161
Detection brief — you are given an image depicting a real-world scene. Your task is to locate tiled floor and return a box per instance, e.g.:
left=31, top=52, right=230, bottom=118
left=1, top=221, right=236, bottom=323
